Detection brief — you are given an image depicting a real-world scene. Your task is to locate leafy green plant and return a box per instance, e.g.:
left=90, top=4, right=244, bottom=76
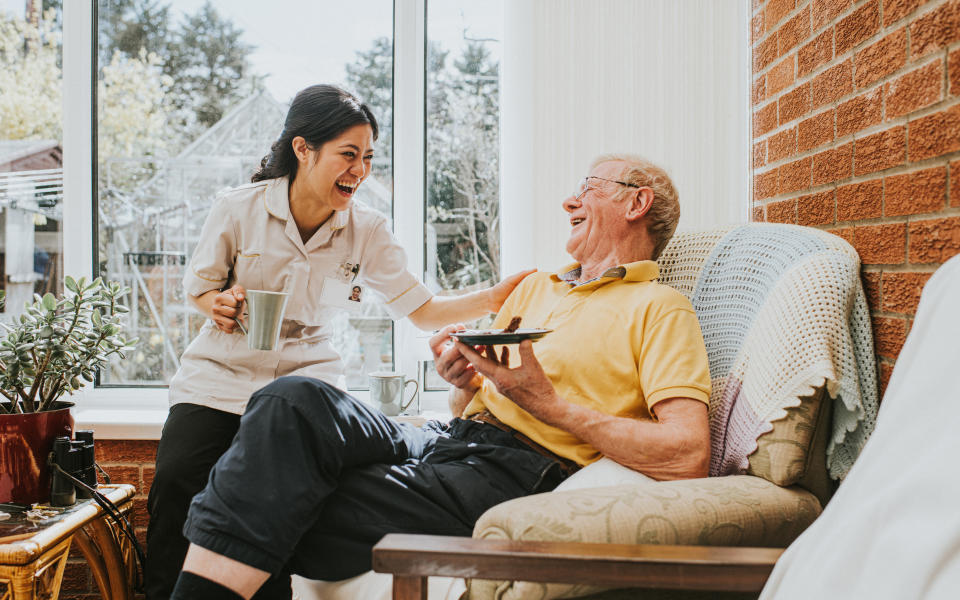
left=0, top=277, right=138, bottom=414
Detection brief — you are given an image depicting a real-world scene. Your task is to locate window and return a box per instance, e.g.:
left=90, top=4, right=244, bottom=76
left=93, top=0, right=395, bottom=389
left=53, top=0, right=506, bottom=412
left=423, top=0, right=503, bottom=390
left=0, top=2, right=64, bottom=321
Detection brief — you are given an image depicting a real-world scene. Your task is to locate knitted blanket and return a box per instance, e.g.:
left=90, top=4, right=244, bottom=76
left=658, top=223, right=878, bottom=480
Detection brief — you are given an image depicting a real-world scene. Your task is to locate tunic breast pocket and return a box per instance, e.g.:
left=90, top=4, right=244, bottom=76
left=233, top=252, right=264, bottom=291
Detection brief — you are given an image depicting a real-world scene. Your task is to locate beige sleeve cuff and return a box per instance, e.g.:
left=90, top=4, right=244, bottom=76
left=382, top=279, right=433, bottom=320
left=183, top=268, right=227, bottom=298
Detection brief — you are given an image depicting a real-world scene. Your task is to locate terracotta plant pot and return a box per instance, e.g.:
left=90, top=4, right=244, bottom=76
left=0, top=402, right=74, bottom=505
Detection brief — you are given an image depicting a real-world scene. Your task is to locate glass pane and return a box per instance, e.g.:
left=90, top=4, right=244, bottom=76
left=0, top=3, right=64, bottom=323
left=95, top=0, right=393, bottom=388
left=424, top=0, right=504, bottom=390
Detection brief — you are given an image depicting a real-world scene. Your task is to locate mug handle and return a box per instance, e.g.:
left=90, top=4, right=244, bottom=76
left=233, top=301, right=249, bottom=335
left=400, top=379, right=419, bottom=413
left=233, top=317, right=247, bottom=335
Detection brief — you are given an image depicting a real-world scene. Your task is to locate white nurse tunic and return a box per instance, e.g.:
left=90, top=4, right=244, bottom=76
left=168, top=176, right=431, bottom=415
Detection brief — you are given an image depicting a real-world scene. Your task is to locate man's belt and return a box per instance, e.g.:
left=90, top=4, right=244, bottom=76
left=466, top=410, right=581, bottom=475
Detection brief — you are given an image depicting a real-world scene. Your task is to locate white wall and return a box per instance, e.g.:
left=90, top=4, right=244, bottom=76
left=500, top=0, right=751, bottom=273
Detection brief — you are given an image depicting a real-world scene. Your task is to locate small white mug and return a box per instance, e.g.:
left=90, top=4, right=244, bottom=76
left=368, top=371, right=419, bottom=416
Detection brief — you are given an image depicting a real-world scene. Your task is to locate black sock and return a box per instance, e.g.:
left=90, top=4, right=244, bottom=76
left=170, top=570, right=244, bottom=600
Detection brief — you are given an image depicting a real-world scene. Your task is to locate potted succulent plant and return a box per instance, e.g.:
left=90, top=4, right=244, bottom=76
left=0, top=276, right=137, bottom=504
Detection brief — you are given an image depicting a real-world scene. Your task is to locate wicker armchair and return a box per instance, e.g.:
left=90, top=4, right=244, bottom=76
left=373, top=223, right=878, bottom=600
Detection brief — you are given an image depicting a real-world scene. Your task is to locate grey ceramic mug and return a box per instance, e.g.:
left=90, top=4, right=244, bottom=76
left=234, top=290, right=290, bottom=351
left=368, top=371, right=419, bottom=416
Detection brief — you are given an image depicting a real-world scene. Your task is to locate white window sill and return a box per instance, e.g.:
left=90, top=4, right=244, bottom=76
left=71, top=387, right=169, bottom=440
left=71, top=387, right=453, bottom=440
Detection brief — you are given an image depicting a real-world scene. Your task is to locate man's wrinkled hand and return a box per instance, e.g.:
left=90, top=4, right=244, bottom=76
left=454, top=339, right=558, bottom=418
left=430, top=324, right=482, bottom=392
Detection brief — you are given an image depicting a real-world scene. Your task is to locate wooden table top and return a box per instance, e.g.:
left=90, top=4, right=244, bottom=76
left=0, top=484, right=135, bottom=566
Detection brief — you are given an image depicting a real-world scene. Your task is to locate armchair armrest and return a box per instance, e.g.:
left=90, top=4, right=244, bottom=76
left=372, top=533, right=783, bottom=600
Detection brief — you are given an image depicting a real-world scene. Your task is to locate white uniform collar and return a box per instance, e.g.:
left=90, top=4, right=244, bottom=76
left=264, top=176, right=349, bottom=231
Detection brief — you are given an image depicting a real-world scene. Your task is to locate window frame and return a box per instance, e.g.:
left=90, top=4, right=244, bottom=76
left=63, top=0, right=453, bottom=436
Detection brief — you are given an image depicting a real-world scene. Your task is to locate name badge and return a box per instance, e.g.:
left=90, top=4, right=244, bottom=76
left=320, top=277, right=364, bottom=314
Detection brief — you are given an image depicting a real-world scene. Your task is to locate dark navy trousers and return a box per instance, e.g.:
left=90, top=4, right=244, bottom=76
left=182, top=376, right=567, bottom=583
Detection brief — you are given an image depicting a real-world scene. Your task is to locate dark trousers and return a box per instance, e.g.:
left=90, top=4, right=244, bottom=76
left=145, top=403, right=240, bottom=600
left=183, top=376, right=567, bottom=583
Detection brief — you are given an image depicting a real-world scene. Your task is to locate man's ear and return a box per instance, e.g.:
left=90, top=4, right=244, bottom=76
left=625, top=187, right=654, bottom=222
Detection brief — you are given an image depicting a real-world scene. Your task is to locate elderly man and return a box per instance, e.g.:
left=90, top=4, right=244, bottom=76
left=170, top=155, right=711, bottom=600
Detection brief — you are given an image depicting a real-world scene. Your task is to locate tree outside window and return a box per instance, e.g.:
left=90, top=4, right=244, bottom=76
left=342, top=2, right=504, bottom=389
left=93, top=0, right=395, bottom=387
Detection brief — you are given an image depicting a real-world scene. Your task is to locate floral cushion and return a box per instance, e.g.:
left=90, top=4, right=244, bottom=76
left=467, top=475, right=821, bottom=600
left=747, top=384, right=834, bottom=505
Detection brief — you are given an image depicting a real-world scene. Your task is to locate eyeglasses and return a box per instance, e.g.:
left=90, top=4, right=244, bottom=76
left=574, top=176, right=641, bottom=200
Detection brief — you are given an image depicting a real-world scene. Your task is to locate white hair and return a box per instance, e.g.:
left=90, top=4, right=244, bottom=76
left=590, top=154, right=680, bottom=260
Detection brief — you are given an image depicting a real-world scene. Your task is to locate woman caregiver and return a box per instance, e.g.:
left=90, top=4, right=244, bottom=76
left=145, top=84, right=532, bottom=599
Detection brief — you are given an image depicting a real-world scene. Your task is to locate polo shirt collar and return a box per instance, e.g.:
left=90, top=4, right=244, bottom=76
left=551, top=260, right=659, bottom=286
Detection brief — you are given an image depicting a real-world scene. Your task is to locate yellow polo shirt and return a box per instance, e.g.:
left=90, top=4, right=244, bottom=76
left=463, top=260, right=711, bottom=466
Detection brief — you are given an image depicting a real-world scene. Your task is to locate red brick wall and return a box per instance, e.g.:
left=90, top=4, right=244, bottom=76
left=752, top=0, right=960, bottom=396
left=62, top=440, right=157, bottom=599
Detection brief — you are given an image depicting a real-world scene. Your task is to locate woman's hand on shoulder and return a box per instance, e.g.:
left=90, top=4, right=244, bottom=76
left=487, top=269, right=536, bottom=313
left=211, top=285, right=246, bottom=333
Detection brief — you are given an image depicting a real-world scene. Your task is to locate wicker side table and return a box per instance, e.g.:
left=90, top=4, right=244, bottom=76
left=0, top=484, right=136, bottom=600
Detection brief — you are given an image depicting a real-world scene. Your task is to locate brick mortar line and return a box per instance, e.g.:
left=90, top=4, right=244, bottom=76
left=758, top=144, right=960, bottom=195
left=754, top=46, right=959, bottom=146
left=904, top=90, right=912, bottom=193
left=753, top=14, right=863, bottom=80
left=753, top=26, right=960, bottom=118
left=881, top=169, right=888, bottom=218
left=758, top=205, right=960, bottom=228
left=778, top=207, right=960, bottom=231
left=903, top=203, right=913, bottom=266
left=753, top=0, right=850, bottom=51
left=896, top=52, right=957, bottom=120
left=753, top=1, right=811, bottom=48
left=944, top=41, right=952, bottom=105
left=879, top=0, right=953, bottom=31
left=753, top=95, right=960, bottom=175
left=840, top=0, right=886, bottom=57
left=758, top=145, right=960, bottom=189
left=752, top=0, right=952, bottom=67
left=906, top=8, right=915, bottom=60
left=862, top=263, right=943, bottom=273
left=760, top=201, right=960, bottom=224
left=948, top=137, right=954, bottom=204
left=833, top=172, right=839, bottom=221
